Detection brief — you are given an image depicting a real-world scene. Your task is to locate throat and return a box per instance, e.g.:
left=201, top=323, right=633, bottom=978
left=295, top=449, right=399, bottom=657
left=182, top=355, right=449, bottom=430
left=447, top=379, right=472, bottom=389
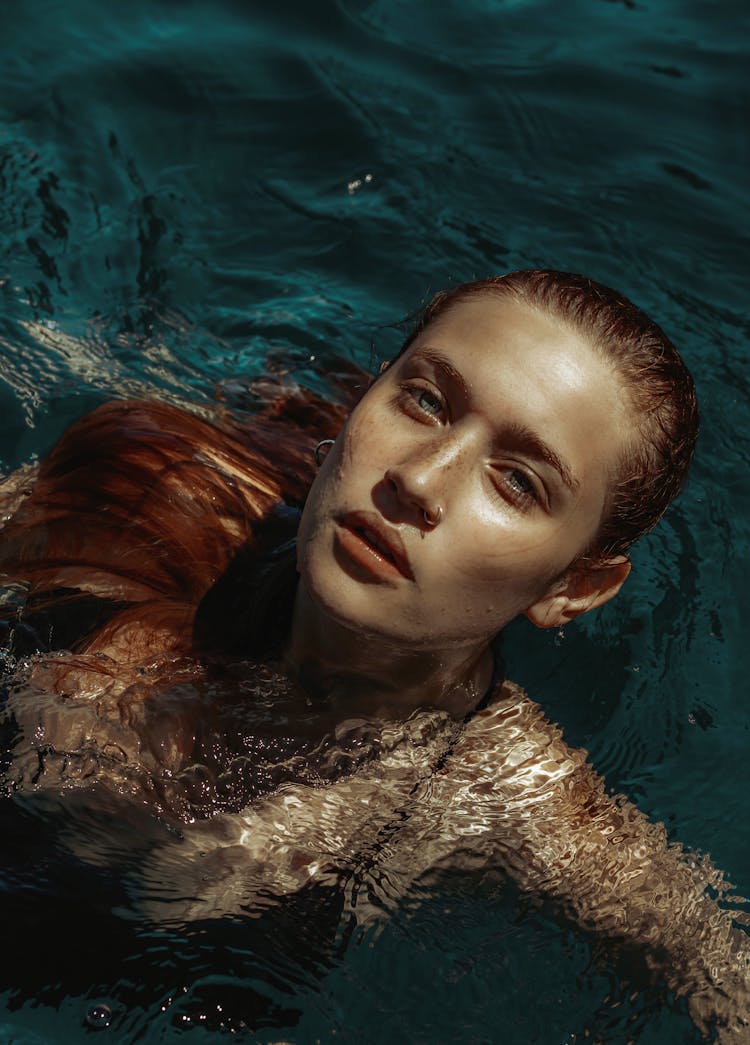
left=285, top=581, right=494, bottom=719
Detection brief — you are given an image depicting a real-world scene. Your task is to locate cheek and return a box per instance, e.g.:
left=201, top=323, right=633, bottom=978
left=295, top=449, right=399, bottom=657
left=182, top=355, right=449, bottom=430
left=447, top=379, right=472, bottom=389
left=340, top=404, right=386, bottom=470
left=297, top=410, right=381, bottom=544
left=299, top=463, right=331, bottom=530
left=442, top=517, right=574, bottom=602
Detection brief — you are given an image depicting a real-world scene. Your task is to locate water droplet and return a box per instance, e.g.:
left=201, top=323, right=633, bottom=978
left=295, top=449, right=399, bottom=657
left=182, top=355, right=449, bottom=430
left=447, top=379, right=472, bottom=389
left=85, top=1003, right=112, bottom=1029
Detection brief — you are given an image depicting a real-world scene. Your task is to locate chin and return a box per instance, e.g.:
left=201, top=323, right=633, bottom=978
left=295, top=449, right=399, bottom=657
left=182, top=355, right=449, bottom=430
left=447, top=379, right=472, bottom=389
left=303, top=563, right=388, bottom=635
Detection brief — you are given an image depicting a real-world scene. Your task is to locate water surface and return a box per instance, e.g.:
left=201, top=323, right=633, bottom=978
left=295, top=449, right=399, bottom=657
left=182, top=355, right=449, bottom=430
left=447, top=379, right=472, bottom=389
left=1, top=1, right=748, bottom=1041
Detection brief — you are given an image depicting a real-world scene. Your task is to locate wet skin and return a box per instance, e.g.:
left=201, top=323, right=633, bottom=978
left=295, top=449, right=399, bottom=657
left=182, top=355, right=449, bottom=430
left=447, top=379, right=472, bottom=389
left=291, top=294, right=633, bottom=709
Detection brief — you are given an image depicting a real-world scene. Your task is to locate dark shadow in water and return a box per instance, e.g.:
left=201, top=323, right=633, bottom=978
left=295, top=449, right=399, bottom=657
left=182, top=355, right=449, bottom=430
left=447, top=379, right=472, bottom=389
left=0, top=790, right=353, bottom=1035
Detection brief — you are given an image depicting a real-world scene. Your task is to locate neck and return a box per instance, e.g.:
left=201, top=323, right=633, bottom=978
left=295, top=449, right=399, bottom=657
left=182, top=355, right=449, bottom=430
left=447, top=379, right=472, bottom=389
left=284, top=581, right=494, bottom=719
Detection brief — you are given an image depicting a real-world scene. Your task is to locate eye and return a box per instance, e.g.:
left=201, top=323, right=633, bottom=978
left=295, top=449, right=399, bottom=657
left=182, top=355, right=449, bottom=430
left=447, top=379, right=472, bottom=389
left=413, top=388, right=443, bottom=416
left=492, top=466, right=541, bottom=509
left=397, top=382, right=447, bottom=423
left=507, top=469, right=534, bottom=498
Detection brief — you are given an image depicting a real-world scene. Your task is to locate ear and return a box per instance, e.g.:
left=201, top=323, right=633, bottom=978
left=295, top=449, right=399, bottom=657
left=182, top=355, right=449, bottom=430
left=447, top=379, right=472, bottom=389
left=524, top=556, right=631, bottom=629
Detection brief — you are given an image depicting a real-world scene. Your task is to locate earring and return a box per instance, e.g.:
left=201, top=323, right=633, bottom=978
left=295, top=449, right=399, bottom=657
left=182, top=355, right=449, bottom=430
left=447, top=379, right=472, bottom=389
left=314, top=439, right=335, bottom=466
left=422, top=505, right=442, bottom=527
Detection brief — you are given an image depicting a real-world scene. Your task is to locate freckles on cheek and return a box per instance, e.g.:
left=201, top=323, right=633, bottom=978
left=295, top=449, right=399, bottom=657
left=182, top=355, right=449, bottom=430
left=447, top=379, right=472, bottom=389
left=340, top=414, right=372, bottom=470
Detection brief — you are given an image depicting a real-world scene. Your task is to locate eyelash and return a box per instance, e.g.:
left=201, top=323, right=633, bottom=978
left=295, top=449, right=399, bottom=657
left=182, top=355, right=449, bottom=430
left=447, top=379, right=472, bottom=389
left=492, top=468, right=539, bottom=510
left=397, top=382, right=541, bottom=510
left=398, top=382, right=446, bottom=422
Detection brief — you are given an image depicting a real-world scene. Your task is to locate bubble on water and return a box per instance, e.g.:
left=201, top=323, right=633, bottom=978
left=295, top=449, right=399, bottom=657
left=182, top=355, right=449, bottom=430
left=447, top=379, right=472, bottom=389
left=346, top=172, right=373, bottom=195
left=85, top=1003, right=113, bottom=1029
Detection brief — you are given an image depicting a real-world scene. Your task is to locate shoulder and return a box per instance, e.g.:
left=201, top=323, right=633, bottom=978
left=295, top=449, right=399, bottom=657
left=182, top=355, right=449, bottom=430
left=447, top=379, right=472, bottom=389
left=448, top=680, right=590, bottom=795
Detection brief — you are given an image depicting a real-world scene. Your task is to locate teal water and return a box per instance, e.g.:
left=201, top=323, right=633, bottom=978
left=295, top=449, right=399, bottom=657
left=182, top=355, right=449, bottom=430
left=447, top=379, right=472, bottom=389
left=0, top=1, right=748, bottom=1041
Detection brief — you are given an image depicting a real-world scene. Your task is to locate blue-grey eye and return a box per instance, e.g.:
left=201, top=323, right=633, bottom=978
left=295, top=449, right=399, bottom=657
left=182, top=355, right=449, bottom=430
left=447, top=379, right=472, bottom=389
left=416, top=390, right=442, bottom=415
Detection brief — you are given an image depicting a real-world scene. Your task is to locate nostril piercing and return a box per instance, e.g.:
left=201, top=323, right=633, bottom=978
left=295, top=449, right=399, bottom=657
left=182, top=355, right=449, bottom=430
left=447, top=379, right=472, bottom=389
left=422, top=505, right=442, bottom=527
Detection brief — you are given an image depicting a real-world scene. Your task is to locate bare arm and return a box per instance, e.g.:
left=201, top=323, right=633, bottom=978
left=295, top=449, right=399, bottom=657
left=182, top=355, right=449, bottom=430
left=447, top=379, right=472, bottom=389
left=418, top=682, right=750, bottom=1039
left=118, top=679, right=750, bottom=1043
left=8, top=655, right=748, bottom=1036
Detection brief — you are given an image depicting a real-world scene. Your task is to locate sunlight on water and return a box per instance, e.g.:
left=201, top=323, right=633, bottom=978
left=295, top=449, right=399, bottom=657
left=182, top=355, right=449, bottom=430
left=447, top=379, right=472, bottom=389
left=0, top=0, right=748, bottom=1041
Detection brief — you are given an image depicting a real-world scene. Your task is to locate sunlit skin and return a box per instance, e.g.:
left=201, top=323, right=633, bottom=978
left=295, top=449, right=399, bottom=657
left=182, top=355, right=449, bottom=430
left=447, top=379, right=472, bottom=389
left=289, top=294, right=633, bottom=715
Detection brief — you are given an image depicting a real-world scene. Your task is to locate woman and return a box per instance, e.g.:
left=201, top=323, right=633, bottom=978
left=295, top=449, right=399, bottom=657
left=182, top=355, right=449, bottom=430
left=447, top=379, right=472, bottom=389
left=1, top=270, right=748, bottom=1037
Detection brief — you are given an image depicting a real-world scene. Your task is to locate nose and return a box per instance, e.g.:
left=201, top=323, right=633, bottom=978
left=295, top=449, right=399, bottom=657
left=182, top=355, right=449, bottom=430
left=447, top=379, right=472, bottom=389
left=384, top=434, right=464, bottom=527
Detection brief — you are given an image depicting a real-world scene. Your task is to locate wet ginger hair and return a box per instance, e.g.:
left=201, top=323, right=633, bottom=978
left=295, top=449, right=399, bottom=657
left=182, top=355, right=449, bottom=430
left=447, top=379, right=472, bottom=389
left=0, top=363, right=367, bottom=664
left=397, top=270, right=699, bottom=558
left=0, top=273, right=697, bottom=667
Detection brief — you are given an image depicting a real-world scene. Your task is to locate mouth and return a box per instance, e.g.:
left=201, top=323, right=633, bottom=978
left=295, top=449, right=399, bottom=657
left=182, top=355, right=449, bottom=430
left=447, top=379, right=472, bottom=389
left=335, top=511, right=414, bottom=581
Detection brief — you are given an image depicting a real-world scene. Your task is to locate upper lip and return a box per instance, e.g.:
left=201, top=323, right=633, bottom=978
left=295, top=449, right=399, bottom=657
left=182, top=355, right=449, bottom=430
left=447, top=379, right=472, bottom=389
left=337, top=510, right=415, bottom=579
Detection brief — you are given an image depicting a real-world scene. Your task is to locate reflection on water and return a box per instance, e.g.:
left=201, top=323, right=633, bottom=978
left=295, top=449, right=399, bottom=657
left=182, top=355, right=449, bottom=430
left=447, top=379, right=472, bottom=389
left=1, top=657, right=746, bottom=1041
left=1, top=0, right=749, bottom=1040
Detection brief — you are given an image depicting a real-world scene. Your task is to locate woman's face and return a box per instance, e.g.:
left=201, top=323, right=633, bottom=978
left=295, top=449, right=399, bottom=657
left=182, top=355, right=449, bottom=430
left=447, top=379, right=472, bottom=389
left=297, top=293, right=634, bottom=651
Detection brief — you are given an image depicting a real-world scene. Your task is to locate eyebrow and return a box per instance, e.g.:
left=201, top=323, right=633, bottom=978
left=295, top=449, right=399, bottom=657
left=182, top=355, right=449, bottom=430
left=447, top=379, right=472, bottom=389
left=412, top=347, right=471, bottom=400
left=502, top=422, right=581, bottom=496
left=410, top=347, right=581, bottom=497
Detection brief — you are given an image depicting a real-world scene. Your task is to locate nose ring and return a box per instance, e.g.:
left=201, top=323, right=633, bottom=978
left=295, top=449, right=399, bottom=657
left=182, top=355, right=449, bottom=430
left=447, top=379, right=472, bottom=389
left=422, top=505, right=442, bottom=527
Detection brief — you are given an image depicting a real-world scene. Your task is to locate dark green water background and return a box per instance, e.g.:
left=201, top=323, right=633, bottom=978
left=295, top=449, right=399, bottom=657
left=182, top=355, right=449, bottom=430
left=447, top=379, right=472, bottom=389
left=0, top=0, right=748, bottom=1041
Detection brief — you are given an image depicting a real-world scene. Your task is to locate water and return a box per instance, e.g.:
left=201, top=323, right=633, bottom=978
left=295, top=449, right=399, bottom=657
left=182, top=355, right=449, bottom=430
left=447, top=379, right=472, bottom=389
left=0, top=0, right=748, bottom=1041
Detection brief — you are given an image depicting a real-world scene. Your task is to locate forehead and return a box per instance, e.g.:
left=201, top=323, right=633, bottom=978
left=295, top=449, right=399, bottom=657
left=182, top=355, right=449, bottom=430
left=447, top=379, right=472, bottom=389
left=400, top=292, right=633, bottom=488
left=409, top=293, right=604, bottom=391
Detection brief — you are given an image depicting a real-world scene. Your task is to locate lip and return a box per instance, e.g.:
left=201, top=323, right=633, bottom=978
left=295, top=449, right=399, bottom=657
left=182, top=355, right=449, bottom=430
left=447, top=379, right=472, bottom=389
left=334, top=510, right=415, bottom=582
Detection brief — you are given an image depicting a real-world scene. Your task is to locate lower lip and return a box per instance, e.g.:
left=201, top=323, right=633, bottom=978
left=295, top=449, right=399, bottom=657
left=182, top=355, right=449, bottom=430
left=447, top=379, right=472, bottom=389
left=333, top=525, right=410, bottom=583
